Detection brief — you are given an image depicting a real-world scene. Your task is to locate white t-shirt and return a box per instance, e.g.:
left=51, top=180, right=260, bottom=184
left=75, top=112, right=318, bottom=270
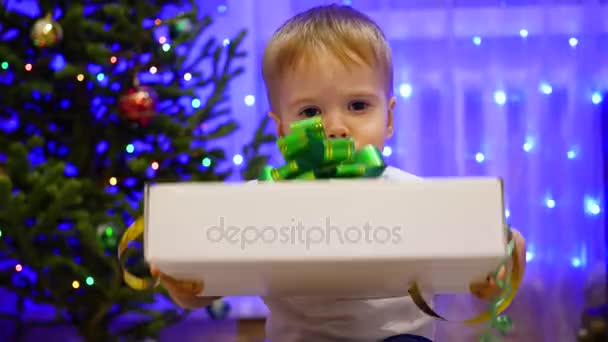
left=254, top=166, right=435, bottom=342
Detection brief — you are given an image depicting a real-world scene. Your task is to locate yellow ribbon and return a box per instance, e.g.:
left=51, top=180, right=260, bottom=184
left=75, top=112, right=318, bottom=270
left=117, top=217, right=159, bottom=290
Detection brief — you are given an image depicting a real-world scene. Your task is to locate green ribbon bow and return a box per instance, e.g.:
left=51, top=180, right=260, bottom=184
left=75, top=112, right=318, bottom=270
left=258, top=116, right=386, bottom=181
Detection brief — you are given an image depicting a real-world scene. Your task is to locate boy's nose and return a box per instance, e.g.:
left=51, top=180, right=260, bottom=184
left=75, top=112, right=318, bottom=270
left=323, top=118, right=350, bottom=138
left=327, top=129, right=349, bottom=138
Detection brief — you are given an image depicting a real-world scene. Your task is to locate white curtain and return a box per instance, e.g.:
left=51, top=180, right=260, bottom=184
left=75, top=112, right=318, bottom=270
left=212, top=0, right=607, bottom=341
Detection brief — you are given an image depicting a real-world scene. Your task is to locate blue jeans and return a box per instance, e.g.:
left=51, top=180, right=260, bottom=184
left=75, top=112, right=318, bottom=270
left=382, top=334, right=433, bottom=342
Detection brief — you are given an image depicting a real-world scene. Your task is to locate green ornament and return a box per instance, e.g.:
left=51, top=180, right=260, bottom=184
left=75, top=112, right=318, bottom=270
left=169, top=18, right=193, bottom=39
left=493, top=315, right=513, bottom=333
left=97, top=223, right=118, bottom=250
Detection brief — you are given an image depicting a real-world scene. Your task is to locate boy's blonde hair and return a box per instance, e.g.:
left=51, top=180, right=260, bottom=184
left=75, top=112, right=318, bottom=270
left=262, top=5, right=394, bottom=110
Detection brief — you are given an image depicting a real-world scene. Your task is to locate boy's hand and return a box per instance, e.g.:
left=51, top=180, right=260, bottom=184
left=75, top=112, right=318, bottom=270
left=150, top=265, right=220, bottom=309
left=470, top=228, right=527, bottom=300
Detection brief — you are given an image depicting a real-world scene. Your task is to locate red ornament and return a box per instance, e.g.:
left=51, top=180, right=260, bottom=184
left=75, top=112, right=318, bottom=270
left=118, top=86, right=158, bottom=126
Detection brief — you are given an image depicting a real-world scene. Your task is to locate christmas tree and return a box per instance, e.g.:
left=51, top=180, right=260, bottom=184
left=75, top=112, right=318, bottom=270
left=0, top=1, right=268, bottom=340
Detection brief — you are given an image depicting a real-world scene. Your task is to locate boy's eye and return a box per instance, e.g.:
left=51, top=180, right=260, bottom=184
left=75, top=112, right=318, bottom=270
left=349, top=101, right=369, bottom=112
left=300, top=106, right=321, bottom=118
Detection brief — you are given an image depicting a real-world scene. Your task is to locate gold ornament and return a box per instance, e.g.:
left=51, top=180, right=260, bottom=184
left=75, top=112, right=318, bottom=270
left=31, top=14, right=63, bottom=48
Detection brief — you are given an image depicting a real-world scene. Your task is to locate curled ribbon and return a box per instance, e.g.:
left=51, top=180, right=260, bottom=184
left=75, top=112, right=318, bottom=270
left=408, top=225, right=523, bottom=341
left=117, top=217, right=159, bottom=290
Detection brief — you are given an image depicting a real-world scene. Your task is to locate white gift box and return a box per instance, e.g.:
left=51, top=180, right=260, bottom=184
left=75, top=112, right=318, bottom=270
left=144, top=178, right=508, bottom=297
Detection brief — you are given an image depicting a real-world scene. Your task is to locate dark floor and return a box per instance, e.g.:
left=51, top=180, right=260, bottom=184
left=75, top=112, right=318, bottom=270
left=0, top=318, right=267, bottom=342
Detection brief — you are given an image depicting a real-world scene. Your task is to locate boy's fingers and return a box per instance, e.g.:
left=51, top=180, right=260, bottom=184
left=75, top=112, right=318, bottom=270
left=469, top=282, right=487, bottom=298
left=470, top=282, right=499, bottom=300
left=159, top=273, right=203, bottom=294
left=492, top=265, right=507, bottom=278
left=497, top=266, right=507, bottom=280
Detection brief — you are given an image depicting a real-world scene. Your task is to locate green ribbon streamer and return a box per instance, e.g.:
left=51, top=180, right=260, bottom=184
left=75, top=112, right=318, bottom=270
left=258, top=116, right=386, bottom=181
left=481, top=224, right=516, bottom=341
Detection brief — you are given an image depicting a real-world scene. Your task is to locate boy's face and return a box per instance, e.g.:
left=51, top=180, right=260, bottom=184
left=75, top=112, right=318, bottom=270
left=268, top=53, right=395, bottom=151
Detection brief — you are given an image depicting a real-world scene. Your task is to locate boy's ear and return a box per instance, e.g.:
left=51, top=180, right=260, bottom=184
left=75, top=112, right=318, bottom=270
left=386, top=96, right=396, bottom=138
left=268, top=111, right=285, bottom=137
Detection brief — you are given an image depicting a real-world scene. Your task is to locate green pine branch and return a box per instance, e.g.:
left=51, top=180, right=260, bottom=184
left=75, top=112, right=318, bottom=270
left=241, top=114, right=277, bottom=181
left=0, top=0, right=269, bottom=340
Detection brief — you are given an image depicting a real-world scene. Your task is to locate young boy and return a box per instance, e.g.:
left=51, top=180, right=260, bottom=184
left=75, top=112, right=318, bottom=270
left=152, top=5, right=527, bottom=341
